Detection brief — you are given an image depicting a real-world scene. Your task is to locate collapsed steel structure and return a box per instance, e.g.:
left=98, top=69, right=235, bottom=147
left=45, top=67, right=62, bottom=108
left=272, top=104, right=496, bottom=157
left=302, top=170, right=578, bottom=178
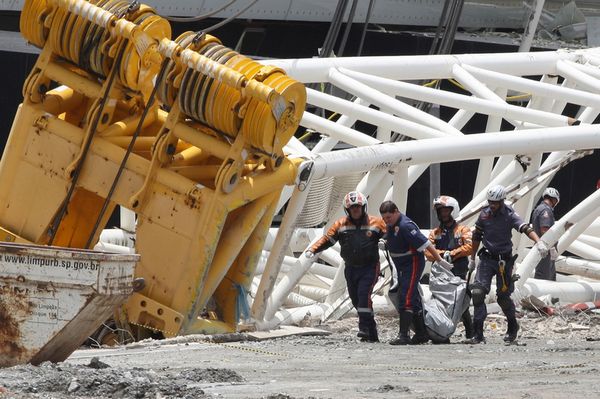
left=237, top=49, right=600, bottom=328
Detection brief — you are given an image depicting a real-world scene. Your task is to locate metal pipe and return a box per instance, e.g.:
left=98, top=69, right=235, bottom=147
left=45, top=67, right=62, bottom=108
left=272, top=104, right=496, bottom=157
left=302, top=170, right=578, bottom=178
left=329, top=68, right=462, bottom=135
left=306, top=88, right=447, bottom=139
left=519, top=0, right=546, bottom=52
left=309, top=124, right=600, bottom=180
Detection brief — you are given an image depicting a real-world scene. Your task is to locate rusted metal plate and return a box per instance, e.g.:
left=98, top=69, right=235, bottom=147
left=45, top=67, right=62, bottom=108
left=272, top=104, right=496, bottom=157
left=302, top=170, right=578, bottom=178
left=0, top=242, right=139, bottom=367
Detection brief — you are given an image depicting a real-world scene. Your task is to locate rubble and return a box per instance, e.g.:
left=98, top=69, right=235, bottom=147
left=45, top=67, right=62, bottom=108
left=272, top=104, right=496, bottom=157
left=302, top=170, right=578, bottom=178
left=1, top=310, right=598, bottom=398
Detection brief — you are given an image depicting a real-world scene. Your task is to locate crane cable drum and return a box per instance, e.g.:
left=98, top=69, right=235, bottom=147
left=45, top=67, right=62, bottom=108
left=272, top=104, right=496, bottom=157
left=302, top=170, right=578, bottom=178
left=20, top=0, right=306, bottom=157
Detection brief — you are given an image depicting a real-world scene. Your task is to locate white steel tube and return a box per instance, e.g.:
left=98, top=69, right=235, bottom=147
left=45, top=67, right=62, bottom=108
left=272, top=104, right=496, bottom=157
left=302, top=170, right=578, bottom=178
left=516, top=188, right=600, bottom=289
left=556, top=205, right=600, bottom=253
left=555, top=257, right=600, bottom=280
left=341, top=66, right=572, bottom=127
left=301, top=112, right=381, bottom=146
left=251, top=186, right=311, bottom=321
left=264, top=252, right=320, bottom=320
left=392, top=165, right=409, bottom=213
left=264, top=50, right=575, bottom=83
left=584, top=218, right=600, bottom=236
left=328, top=68, right=462, bottom=136
left=566, top=240, right=600, bottom=263
left=306, top=88, right=447, bottom=139
left=556, top=60, right=600, bottom=94
left=461, top=159, right=524, bottom=220
left=519, top=0, right=545, bottom=52
left=521, top=279, right=600, bottom=304
left=309, top=125, right=600, bottom=180
left=461, top=64, right=600, bottom=110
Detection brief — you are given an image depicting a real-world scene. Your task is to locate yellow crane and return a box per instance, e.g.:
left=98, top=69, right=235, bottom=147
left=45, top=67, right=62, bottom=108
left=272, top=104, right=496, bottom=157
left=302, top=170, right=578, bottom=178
left=0, top=0, right=305, bottom=340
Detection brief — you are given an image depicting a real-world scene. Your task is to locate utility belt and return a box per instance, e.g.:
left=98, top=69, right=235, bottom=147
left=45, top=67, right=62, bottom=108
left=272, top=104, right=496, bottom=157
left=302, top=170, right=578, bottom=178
left=478, top=247, right=513, bottom=261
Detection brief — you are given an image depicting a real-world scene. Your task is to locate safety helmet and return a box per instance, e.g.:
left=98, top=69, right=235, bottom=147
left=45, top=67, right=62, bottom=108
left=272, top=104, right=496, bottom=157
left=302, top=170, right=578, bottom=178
left=486, top=185, right=507, bottom=202
left=343, top=191, right=368, bottom=216
left=543, top=187, right=560, bottom=205
left=433, top=195, right=460, bottom=220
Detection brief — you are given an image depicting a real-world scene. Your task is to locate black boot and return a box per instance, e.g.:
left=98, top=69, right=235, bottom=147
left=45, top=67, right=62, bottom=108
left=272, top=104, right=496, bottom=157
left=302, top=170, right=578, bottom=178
left=503, top=317, right=519, bottom=343
left=389, top=311, right=412, bottom=345
left=461, top=310, right=474, bottom=339
left=410, top=311, right=429, bottom=345
left=465, top=320, right=485, bottom=344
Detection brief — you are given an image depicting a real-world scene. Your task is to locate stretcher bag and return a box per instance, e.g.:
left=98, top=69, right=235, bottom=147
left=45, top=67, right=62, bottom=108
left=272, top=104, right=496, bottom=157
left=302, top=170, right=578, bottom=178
left=422, top=262, right=470, bottom=342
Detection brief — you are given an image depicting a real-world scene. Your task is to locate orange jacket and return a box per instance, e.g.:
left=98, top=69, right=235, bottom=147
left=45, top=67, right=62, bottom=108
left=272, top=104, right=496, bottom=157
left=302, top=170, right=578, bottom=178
left=311, top=215, right=386, bottom=267
left=425, top=223, right=473, bottom=262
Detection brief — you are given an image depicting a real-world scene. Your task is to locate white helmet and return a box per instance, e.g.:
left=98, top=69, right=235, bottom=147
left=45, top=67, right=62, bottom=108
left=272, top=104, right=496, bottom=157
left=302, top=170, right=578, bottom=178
left=486, top=185, right=507, bottom=202
left=543, top=187, right=560, bottom=204
left=343, top=191, right=368, bottom=216
left=433, top=195, right=460, bottom=220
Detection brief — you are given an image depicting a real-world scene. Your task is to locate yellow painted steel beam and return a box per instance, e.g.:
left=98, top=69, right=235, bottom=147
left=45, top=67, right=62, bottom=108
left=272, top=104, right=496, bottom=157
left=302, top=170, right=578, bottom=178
left=6, top=0, right=307, bottom=337
left=213, top=191, right=280, bottom=328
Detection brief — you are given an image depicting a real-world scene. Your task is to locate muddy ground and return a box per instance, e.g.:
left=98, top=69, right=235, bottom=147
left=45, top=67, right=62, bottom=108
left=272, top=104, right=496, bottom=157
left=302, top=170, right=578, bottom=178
left=1, top=310, right=600, bottom=399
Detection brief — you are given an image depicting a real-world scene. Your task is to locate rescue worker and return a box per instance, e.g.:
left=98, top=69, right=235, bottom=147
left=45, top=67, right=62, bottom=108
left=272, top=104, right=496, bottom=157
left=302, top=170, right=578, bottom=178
left=468, top=185, right=548, bottom=344
left=306, top=191, right=386, bottom=342
left=425, top=195, right=474, bottom=341
left=531, top=187, right=560, bottom=281
left=379, top=200, right=452, bottom=346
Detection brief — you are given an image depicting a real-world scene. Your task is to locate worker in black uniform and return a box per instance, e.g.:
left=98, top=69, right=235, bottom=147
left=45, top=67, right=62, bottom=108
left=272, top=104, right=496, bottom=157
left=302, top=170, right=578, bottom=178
left=306, top=191, right=386, bottom=342
left=468, top=185, right=548, bottom=344
left=379, top=200, right=452, bottom=345
left=531, top=187, right=560, bottom=281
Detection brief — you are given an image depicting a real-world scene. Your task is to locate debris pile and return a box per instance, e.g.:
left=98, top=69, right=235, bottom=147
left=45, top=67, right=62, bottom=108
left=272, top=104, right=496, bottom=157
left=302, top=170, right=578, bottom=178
left=0, top=359, right=242, bottom=399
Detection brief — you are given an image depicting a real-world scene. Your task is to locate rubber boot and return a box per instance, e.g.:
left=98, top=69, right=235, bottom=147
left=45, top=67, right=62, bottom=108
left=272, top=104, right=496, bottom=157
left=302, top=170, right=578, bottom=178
left=357, top=329, right=369, bottom=339
left=465, top=319, right=485, bottom=344
left=366, top=327, right=379, bottom=343
left=410, top=311, right=430, bottom=345
left=389, top=311, right=412, bottom=345
left=503, top=317, right=519, bottom=343
left=461, top=310, right=474, bottom=339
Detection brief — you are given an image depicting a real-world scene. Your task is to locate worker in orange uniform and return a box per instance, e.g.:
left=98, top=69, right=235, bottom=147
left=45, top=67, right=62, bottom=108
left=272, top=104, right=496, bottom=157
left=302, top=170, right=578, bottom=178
left=425, top=195, right=474, bottom=341
left=306, top=191, right=386, bottom=342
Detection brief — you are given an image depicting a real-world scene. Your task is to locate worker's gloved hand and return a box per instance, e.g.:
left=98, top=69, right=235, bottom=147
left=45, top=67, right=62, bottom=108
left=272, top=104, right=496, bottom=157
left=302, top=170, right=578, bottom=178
left=511, top=273, right=521, bottom=283
left=304, top=250, right=315, bottom=259
left=443, top=251, right=452, bottom=263
left=536, top=240, right=549, bottom=258
left=550, top=247, right=559, bottom=260
left=468, top=258, right=477, bottom=273
left=378, top=239, right=387, bottom=251
left=438, top=259, right=453, bottom=270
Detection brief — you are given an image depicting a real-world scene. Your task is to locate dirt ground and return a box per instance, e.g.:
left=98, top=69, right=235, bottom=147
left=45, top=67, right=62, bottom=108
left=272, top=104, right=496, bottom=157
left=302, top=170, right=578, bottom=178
left=1, top=309, right=600, bottom=399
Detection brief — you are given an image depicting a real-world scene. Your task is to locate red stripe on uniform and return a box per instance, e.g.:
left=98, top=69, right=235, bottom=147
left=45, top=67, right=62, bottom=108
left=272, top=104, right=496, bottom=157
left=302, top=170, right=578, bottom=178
left=405, top=248, right=418, bottom=309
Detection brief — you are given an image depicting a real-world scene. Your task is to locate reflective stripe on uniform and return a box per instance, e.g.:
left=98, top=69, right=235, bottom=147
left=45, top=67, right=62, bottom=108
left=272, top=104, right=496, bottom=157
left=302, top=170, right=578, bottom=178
left=390, top=251, right=412, bottom=257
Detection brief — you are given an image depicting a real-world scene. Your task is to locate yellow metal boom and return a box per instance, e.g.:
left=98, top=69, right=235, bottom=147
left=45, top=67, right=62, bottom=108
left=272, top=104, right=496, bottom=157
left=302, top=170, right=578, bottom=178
left=0, top=0, right=306, bottom=338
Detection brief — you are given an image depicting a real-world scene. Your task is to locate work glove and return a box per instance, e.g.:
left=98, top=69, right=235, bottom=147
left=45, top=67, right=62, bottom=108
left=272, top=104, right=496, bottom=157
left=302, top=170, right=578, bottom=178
left=536, top=240, right=549, bottom=258
left=443, top=250, right=452, bottom=263
left=511, top=273, right=521, bottom=283
left=304, top=250, right=315, bottom=259
left=378, top=239, right=387, bottom=251
left=468, top=258, right=477, bottom=273
left=550, top=247, right=559, bottom=260
left=438, top=259, right=453, bottom=270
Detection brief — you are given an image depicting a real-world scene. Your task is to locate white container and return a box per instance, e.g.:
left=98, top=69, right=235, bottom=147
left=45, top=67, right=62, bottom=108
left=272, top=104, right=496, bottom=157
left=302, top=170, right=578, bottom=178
left=0, top=242, right=139, bottom=367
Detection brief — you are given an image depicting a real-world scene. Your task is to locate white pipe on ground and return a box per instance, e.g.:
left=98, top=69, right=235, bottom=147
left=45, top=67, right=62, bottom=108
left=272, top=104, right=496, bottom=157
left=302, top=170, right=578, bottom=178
left=516, top=188, right=600, bottom=289
left=521, top=279, right=600, bottom=304
left=555, top=256, right=600, bottom=280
